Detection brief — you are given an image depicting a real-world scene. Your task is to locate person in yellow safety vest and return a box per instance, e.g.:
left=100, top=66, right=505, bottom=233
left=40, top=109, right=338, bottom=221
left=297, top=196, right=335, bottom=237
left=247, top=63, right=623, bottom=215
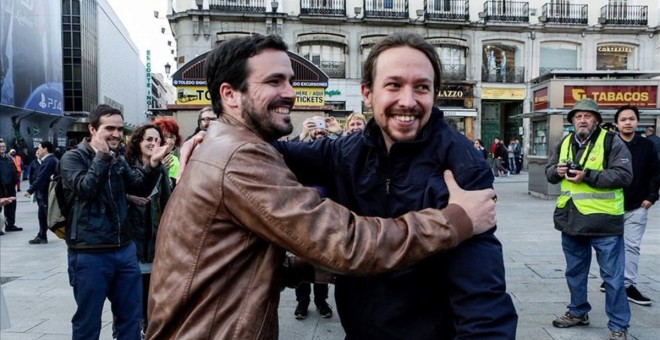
left=545, top=98, right=633, bottom=340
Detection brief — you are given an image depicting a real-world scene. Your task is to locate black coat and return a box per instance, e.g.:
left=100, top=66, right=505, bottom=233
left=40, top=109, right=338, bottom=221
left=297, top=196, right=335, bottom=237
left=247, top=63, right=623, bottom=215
left=276, top=109, right=517, bottom=339
left=27, top=154, right=58, bottom=201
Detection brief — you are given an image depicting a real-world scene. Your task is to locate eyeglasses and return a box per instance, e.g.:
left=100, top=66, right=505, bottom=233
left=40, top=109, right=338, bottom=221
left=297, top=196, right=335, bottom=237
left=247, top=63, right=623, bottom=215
left=200, top=117, right=218, bottom=123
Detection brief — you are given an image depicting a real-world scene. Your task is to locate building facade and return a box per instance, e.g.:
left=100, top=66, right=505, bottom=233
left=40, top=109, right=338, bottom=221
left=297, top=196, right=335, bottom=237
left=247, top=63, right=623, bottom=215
left=61, top=0, right=152, bottom=146
left=165, top=0, right=659, bottom=145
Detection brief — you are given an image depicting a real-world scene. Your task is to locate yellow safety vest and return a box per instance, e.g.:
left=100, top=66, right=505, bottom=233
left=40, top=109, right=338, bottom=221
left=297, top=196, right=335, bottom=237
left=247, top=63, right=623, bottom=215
left=556, top=130, right=624, bottom=216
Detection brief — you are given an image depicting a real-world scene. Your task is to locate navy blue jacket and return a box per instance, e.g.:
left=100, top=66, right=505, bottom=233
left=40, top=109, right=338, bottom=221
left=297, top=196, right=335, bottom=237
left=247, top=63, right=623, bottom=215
left=275, top=109, right=517, bottom=339
left=27, top=154, right=58, bottom=201
left=61, top=140, right=158, bottom=251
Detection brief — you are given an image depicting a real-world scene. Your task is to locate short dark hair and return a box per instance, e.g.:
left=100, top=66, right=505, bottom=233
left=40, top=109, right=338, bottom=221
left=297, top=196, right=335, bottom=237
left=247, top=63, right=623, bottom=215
left=89, top=104, right=123, bottom=129
left=614, top=105, right=640, bottom=123
left=205, top=34, right=288, bottom=115
left=40, top=141, right=54, bottom=153
left=362, top=32, right=442, bottom=96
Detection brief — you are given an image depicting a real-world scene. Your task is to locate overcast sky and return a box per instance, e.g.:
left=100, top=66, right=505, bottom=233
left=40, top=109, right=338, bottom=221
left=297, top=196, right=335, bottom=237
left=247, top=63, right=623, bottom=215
left=106, top=0, right=176, bottom=79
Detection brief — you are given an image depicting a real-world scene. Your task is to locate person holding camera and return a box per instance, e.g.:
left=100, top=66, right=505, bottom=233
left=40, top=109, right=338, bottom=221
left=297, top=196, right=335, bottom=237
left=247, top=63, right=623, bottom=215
left=291, top=116, right=334, bottom=319
left=545, top=98, right=633, bottom=340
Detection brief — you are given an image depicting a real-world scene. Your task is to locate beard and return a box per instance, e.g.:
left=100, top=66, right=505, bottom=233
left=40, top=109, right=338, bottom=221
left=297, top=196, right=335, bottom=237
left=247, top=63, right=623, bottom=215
left=241, top=96, right=294, bottom=142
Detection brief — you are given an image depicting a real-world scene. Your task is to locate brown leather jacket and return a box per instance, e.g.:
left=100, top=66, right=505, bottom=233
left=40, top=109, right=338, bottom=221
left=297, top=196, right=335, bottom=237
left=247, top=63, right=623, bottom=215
left=147, top=115, right=474, bottom=340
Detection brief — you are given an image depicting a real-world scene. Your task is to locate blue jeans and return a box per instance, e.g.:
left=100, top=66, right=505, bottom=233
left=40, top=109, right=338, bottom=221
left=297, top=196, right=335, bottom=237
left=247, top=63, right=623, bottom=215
left=67, top=242, right=142, bottom=340
left=561, top=233, right=630, bottom=332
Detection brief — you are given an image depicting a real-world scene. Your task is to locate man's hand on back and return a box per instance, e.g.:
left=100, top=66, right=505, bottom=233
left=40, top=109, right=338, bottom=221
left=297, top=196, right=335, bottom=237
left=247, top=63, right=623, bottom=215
left=444, top=170, right=497, bottom=235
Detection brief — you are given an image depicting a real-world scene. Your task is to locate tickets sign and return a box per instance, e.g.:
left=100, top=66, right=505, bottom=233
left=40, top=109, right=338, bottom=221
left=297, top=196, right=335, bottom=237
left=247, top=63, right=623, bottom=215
left=295, top=87, right=325, bottom=107
left=564, top=86, right=658, bottom=108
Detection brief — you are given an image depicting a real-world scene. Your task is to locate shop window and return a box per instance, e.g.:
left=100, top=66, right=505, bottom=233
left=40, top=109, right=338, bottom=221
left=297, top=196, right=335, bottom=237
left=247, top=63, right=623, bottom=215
left=596, top=44, right=635, bottom=70
left=531, top=120, right=549, bottom=156
left=299, top=42, right=346, bottom=78
left=482, top=42, right=523, bottom=83
left=540, top=42, right=579, bottom=75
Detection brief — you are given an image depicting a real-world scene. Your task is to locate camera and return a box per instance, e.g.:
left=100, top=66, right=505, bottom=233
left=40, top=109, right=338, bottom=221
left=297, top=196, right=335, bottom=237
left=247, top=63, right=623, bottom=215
left=313, top=119, right=326, bottom=129
left=563, top=160, right=583, bottom=177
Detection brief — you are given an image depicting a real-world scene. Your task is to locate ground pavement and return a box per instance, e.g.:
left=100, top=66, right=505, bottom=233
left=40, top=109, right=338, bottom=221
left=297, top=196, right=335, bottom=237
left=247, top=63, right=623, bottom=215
left=1, top=174, right=659, bottom=339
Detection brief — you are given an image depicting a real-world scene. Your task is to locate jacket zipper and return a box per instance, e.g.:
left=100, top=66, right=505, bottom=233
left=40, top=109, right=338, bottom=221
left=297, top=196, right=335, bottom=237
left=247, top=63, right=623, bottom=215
left=385, top=178, right=391, bottom=195
left=108, top=167, right=121, bottom=245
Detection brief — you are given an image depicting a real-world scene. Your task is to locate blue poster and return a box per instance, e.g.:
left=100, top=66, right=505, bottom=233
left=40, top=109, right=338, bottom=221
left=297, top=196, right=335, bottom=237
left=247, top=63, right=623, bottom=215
left=0, top=0, right=63, bottom=115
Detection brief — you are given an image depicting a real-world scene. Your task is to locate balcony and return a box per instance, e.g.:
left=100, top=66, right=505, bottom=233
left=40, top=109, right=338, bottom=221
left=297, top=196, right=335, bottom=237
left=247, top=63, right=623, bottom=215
left=480, top=1, right=529, bottom=23
left=442, top=63, right=467, bottom=81
left=363, top=0, right=408, bottom=19
left=300, top=0, right=346, bottom=16
left=209, top=0, right=266, bottom=13
left=540, top=3, right=587, bottom=25
left=599, top=5, right=648, bottom=26
left=319, top=61, right=346, bottom=78
left=481, top=65, right=525, bottom=83
left=424, top=0, right=469, bottom=21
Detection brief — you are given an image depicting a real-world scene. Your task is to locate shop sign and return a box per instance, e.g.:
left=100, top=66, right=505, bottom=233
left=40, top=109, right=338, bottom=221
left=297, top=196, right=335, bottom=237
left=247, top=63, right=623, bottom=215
left=564, top=86, right=658, bottom=108
left=442, top=109, right=477, bottom=117
left=482, top=87, right=526, bottom=100
left=597, top=45, right=633, bottom=53
left=437, top=85, right=472, bottom=99
left=146, top=50, right=152, bottom=107
left=177, top=86, right=211, bottom=105
left=533, top=88, right=549, bottom=111
left=325, top=89, right=341, bottom=97
left=295, top=87, right=326, bottom=106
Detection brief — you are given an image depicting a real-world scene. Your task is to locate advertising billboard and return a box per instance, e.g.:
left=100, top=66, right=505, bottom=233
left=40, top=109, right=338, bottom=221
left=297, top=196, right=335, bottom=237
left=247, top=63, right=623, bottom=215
left=0, top=0, right=63, bottom=115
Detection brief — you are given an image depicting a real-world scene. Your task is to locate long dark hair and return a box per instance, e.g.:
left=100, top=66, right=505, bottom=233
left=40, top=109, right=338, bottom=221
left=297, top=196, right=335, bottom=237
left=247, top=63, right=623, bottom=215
left=126, top=124, right=164, bottom=165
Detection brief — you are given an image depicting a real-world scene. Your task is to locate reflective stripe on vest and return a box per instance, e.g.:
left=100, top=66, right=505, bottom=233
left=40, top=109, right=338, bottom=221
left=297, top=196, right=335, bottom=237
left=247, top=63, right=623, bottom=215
left=556, top=130, right=624, bottom=216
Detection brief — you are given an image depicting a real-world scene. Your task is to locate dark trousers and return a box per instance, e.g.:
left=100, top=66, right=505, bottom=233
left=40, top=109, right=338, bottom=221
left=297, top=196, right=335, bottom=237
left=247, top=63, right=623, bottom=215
left=295, top=283, right=329, bottom=305
left=67, top=242, right=142, bottom=340
left=1, top=184, right=17, bottom=228
left=36, top=197, right=48, bottom=239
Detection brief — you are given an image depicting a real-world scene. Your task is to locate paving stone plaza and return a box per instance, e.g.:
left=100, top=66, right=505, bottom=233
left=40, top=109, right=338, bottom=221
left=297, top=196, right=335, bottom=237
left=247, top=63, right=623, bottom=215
left=1, top=174, right=659, bottom=339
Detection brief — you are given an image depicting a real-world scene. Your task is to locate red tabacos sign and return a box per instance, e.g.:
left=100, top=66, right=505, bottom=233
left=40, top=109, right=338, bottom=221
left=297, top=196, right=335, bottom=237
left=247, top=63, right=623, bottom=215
left=564, top=86, right=658, bottom=108
left=534, top=88, right=549, bottom=111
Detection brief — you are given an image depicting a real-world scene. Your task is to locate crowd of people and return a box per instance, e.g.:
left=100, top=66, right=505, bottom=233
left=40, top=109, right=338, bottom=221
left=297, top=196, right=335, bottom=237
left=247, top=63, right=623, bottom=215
left=0, top=32, right=659, bottom=340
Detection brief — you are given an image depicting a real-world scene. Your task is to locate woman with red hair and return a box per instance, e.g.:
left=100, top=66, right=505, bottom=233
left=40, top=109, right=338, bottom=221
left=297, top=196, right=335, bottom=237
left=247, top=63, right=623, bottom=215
left=153, top=117, right=182, bottom=187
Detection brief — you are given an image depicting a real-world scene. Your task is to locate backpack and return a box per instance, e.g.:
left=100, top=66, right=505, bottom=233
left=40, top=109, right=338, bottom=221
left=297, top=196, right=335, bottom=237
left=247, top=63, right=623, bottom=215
left=47, top=163, right=74, bottom=239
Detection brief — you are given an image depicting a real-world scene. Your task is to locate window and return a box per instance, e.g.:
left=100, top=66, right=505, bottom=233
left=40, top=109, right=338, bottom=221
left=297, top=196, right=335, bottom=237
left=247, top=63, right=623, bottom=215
left=482, top=42, right=521, bottom=82
left=435, top=45, right=466, bottom=80
left=596, top=44, right=635, bottom=70
left=433, top=0, right=452, bottom=11
left=540, top=42, right=579, bottom=75
left=298, top=42, right=346, bottom=78
left=531, top=120, right=549, bottom=156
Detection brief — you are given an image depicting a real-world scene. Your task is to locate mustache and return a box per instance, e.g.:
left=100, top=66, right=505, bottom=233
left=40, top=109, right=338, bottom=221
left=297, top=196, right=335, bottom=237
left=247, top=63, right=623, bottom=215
left=386, top=106, right=424, bottom=116
left=269, top=98, right=295, bottom=108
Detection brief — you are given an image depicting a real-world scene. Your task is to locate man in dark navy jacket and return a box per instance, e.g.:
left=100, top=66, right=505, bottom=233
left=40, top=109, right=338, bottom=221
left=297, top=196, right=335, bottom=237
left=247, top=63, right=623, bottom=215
left=25, top=141, right=58, bottom=244
left=275, top=32, right=517, bottom=339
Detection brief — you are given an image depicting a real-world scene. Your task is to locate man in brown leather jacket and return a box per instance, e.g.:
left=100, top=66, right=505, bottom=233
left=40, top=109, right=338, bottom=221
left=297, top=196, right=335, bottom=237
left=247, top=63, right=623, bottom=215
left=147, top=34, right=498, bottom=340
